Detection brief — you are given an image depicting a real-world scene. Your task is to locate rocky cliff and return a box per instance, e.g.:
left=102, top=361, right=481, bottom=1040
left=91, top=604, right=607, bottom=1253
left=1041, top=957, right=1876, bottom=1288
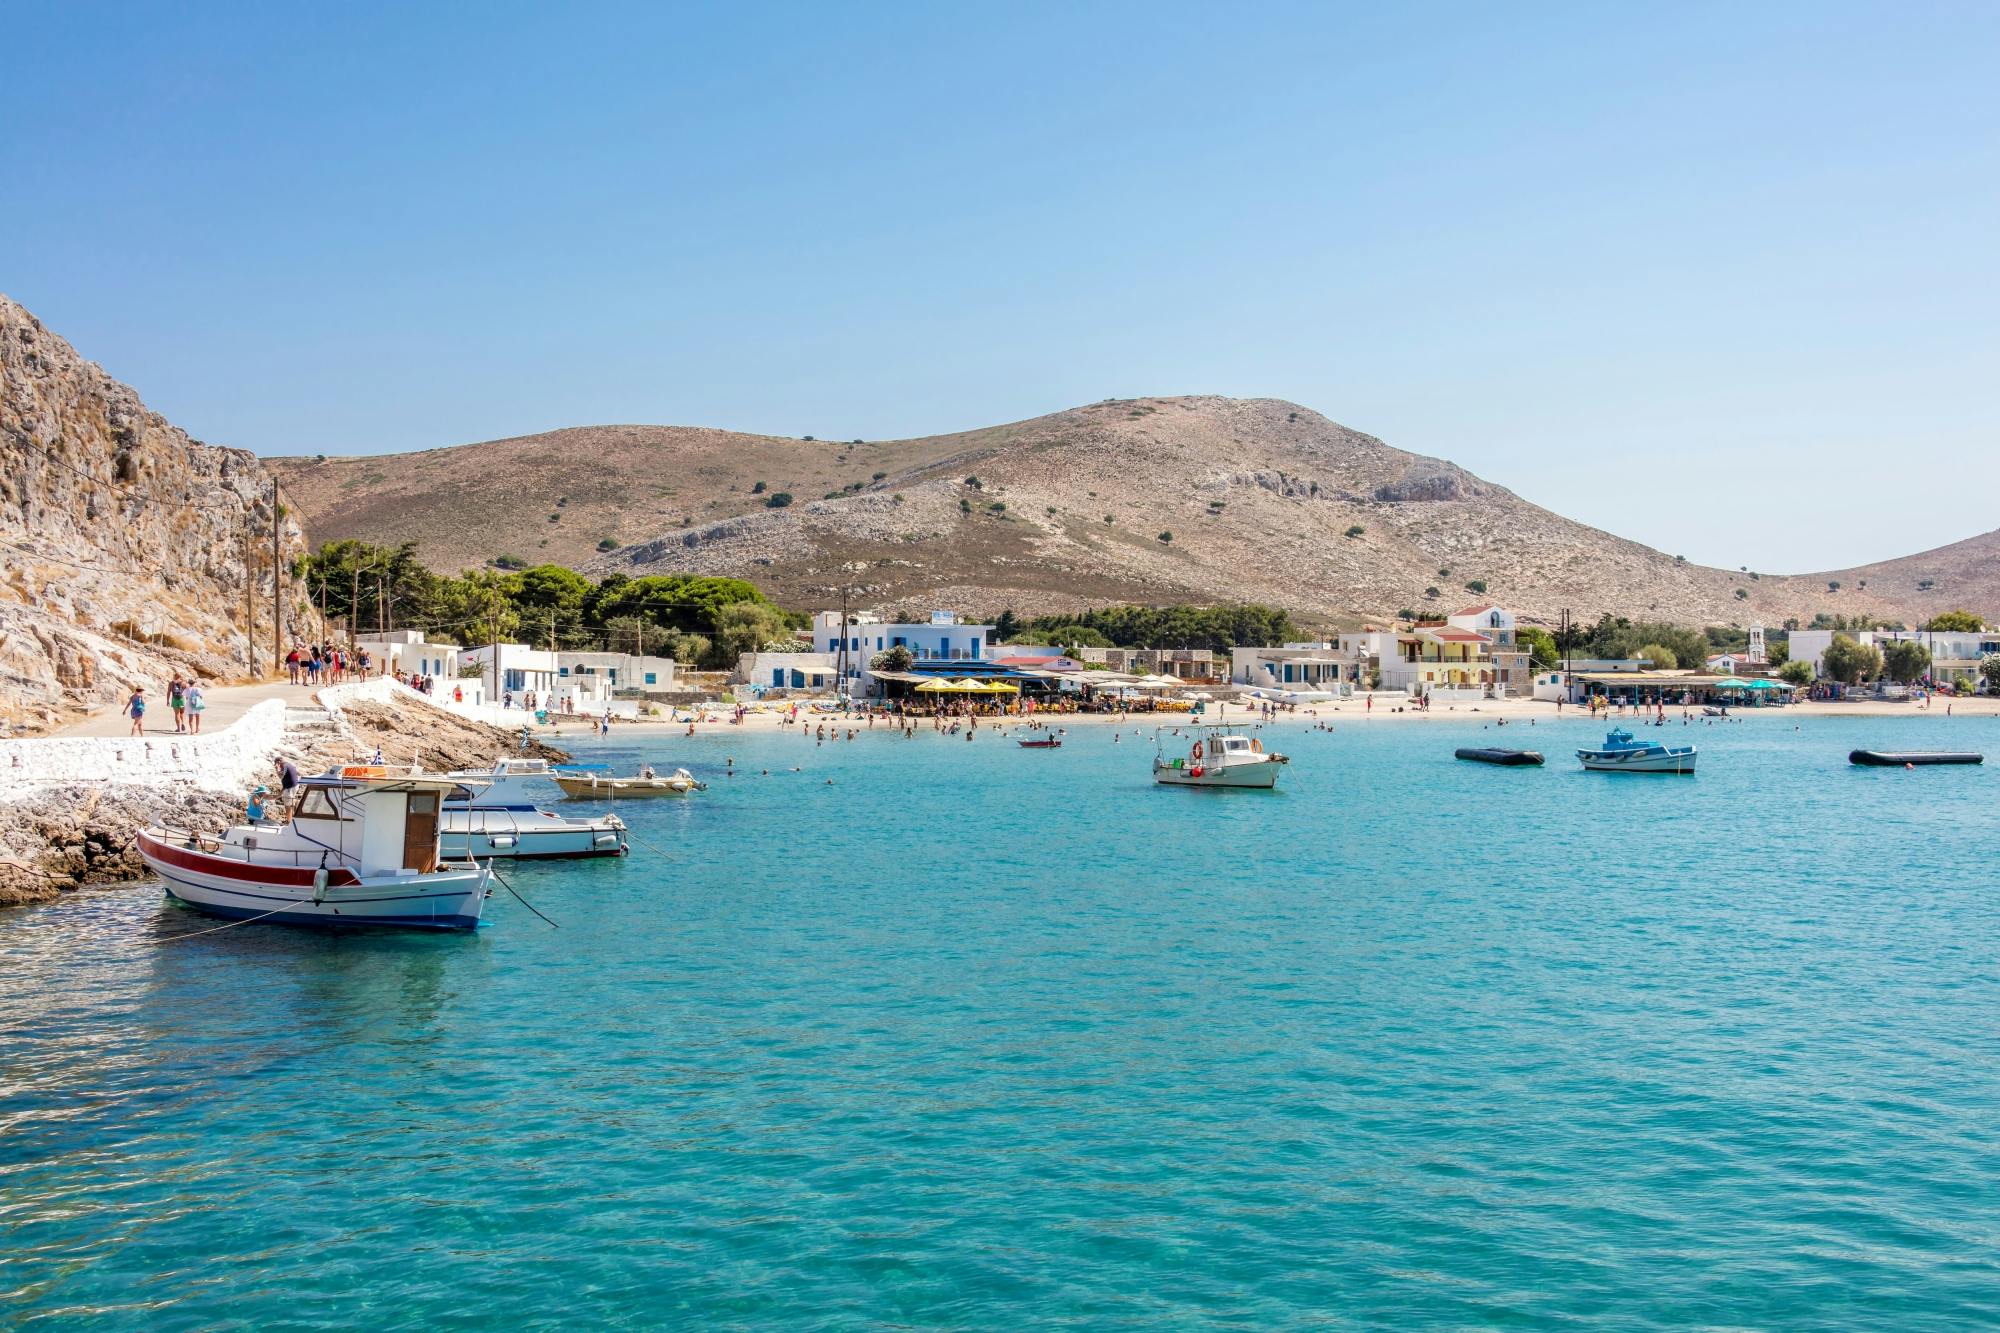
left=0, top=295, right=310, bottom=733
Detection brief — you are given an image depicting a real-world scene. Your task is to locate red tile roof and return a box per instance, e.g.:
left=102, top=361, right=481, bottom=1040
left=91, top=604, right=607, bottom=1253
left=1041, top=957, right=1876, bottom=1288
left=1428, top=629, right=1491, bottom=642
left=1453, top=603, right=1502, bottom=617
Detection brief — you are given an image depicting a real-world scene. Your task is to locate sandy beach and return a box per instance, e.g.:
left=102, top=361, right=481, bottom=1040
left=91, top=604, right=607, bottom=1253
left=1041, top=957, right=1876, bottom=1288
left=530, top=692, right=2000, bottom=741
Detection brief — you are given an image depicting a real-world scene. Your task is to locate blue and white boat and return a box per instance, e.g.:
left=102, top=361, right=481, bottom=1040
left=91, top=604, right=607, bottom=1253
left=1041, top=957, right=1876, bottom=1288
left=439, top=758, right=627, bottom=858
left=1575, top=727, right=1697, bottom=774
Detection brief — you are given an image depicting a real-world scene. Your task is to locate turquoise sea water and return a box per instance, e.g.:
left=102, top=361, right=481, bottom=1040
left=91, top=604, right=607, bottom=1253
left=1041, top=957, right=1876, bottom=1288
left=4, top=711, right=1999, bottom=1328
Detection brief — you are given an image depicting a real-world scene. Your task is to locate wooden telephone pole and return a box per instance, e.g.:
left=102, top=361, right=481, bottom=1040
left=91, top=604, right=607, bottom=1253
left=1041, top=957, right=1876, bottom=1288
left=243, top=529, right=257, bottom=673
left=270, top=483, right=283, bottom=676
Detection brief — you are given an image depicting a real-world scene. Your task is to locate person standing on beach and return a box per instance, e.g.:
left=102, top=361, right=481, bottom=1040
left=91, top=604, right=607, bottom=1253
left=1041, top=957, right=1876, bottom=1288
left=124, top=687, right=147, bottom=736
left=168, top=675, right=187, bottom=733
left=185, top=682, right=205, bottom=734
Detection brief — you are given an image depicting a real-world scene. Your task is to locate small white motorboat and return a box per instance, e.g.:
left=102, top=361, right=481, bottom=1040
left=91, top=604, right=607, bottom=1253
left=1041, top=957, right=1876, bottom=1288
left=439, top=759, right=627, bottom=858
left=1576, top=727, right=1698, bottom=773
left=136, top=767, right=493, bottom=930
left=551, top=766, right=705, bottom=799
left=1153, top=727, right=1288, bottom=789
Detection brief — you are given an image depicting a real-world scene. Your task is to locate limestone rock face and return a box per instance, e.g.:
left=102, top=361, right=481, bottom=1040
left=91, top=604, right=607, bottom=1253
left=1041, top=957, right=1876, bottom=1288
left=0, top=295, right=310, bottom=733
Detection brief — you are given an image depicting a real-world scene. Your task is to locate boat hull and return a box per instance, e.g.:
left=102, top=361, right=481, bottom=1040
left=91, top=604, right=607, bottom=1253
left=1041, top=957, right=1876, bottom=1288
left=551, top=776, right=697, bottom=799
left=1849, top=750, right=1983, bottom=766
left=1153, top=760, right=1283, bottom=789
left=1576, top=748, right=1697, bottom=773
left=439, top=810, right=626, bottom=859
left=138, top=831, right=489, bottom=930
left=1456, top=747, right=1545, bottom=766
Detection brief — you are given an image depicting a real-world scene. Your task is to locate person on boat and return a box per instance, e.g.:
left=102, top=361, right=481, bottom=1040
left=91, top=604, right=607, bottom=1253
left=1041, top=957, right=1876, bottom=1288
left=246, top=785, right=269, bottom=824
left=124, top=687, right=147, bottom=736
left=640, top=764, right=657, bottom=779
left=275, top=758, right=300, bottom=799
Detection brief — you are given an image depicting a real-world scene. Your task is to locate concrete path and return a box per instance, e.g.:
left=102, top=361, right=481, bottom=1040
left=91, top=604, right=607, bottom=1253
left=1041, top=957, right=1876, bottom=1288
left=56, top=681, right=325, bottom=739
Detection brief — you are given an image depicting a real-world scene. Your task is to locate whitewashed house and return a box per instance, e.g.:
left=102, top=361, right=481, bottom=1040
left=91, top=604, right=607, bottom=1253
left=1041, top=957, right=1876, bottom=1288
left=355, top=630, right=460, bottom=685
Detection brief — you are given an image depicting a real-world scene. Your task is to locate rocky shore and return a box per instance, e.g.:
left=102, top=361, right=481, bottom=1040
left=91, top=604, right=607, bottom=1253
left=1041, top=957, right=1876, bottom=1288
left=0, top=694, right=567, bottom=910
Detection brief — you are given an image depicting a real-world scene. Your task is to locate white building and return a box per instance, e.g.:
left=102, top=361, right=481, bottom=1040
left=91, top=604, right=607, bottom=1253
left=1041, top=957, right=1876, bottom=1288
left=810, top=609, right=996, bottom=697
left=1789, top=626, right=2000, bottom=681
left=556, top=651, right=680, bottom=699
left=461, top=644, right=560, bottom=705
left=735, top=652, right=843, bottom=692
left=1230, top=639, right=1369, bottom=693
left=355, top=630, right=461, bottom=685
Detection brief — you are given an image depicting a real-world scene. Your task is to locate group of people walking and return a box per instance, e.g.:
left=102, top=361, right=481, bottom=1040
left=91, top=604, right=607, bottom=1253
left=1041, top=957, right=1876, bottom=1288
left=285, top=644, right=370, bottom=685
left=123, top=675, right=206, bottom=736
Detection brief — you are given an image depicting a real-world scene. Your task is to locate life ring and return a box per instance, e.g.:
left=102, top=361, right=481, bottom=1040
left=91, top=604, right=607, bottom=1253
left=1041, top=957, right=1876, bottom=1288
left=1191, top=740, right=1204, bottom=760
left=1250, top=739, right=1263, bottom=753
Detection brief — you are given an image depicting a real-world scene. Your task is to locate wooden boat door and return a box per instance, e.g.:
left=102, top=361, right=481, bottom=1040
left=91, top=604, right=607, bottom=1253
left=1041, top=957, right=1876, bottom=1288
left=403, top=792, right=440, bottom=872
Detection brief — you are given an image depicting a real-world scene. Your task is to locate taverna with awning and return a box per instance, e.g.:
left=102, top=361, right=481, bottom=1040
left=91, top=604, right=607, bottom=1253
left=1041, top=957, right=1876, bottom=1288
left=1542, top=670, right=1800, bottom=706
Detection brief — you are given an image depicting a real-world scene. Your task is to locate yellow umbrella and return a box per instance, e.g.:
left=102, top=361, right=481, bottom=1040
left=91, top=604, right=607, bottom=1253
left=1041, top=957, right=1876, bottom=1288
left=914, top=678, right=953, bottom=693
left=987, top=680, right=1020, bottom=693
left=953, top=678, right=986, bottom=691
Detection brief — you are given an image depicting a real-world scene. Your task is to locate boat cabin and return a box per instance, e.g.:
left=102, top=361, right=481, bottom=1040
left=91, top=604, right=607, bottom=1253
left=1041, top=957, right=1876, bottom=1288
left=286, top=769, right=477, bottom=876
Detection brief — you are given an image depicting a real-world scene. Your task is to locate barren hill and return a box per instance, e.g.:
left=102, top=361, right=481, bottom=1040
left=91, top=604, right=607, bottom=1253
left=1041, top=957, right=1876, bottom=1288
left=270, top=397, right=1999, bottom=628
left=1, top=295, right=310, bottom=732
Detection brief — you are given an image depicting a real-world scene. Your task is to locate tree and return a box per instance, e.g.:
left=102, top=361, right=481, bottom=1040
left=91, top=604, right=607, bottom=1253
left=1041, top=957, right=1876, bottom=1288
left=1779, top=659, right=1815, bottom=686
left=1158, top=531, right=1173, bottom=543
left=1424, top=586, right=1441, bottom=599
left=871, top=644, right=914, bottom=672
left=602, top=615, right=672, bottom=656
left=1344, top=525, right=1365, bottom=538
left=1517, top=626, right=1560, bottom=669
left=1820, top=633, right=1882, bottom=685
left=1924, top=610, right=1983, bottom=633
left=667, top=632, right=712, bottom=665
left=1465, top=580, right=1487, bottom=594
left=1981, top=655, right=2000, bottom=692
left=751, top=480, right=767, bottom=494
left=765, top=492, right=793, bottom=508
left=1634, top=642, right=1679, bottom=670
left=1765, top=640, right=1790, bottom=667
left=510, top=564, right=593, bottom=645
left=1880, top=639, right=1932, bottom=684
left=993, top=608, right=1020, bottom=643
left=1057, top=626, right=1114, bottom=650
left=711, top=601, right=793, bottom=666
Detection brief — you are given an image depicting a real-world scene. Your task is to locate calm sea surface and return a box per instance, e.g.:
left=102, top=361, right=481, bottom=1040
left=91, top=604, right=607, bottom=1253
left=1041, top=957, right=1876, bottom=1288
left=4, top=712, right=1999, bottom=1328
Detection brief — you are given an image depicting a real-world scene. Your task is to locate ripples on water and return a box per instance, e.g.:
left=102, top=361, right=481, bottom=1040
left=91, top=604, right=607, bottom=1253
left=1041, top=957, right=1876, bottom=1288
left=3, top=714, right=1999, bottom=1327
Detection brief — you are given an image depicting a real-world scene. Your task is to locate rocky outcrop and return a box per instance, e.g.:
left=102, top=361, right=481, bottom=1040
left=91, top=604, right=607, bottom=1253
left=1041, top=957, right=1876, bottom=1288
left=0, top=295, right=312, bottom=733
left=0, top=691, right=568, bottom=908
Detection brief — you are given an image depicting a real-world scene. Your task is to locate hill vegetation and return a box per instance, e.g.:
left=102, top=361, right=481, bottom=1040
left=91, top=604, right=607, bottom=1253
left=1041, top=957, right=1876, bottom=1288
left=270, top=397, right=2000, bottom=631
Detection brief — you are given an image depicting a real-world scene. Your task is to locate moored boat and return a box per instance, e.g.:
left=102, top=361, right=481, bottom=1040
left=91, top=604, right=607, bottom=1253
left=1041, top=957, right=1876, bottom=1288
left=1576, top=727, right=1697, bottom=773
left=1018, top=735, right=1064, bottom=748
left=551, top=767, right=705, bottom=798
left=1456, top=747, right=1545, bottom=766
left=1153, top=727, right=1287, bottom=789
left=440, top=758, right=627, bottom=858
left=136, top=768, right=493, bottom=930
left=1849, top=750, right=1983, bottom=767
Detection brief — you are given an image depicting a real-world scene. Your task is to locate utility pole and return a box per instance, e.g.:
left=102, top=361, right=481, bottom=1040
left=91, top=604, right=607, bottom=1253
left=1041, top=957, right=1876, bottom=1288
left=489, top=579, right=501, bottom=704
left=271, top=483, right=283, bottom=676
left=243, top=529, right=257, bottom=674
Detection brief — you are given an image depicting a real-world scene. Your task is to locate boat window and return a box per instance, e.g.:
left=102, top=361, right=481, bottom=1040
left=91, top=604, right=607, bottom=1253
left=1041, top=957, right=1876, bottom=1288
left=294, top=787, right=344, bottom=820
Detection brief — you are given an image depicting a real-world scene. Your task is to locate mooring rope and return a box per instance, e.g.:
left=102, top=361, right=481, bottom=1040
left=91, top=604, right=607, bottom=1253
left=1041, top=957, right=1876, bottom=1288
left=156, top=899, right=303, bottom=942
left=489, top=864, right=560, bottom=929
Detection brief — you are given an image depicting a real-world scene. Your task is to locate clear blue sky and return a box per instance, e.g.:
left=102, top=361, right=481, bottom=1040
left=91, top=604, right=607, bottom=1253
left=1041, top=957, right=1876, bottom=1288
left=4, top=1, right=1994, bottom=572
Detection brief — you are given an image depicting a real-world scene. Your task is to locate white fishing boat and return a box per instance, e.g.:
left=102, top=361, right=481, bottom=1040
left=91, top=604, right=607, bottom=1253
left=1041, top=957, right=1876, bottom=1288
left=439, top=758, right=627, bottom=858
left=1575, top=727, right=1698, bottom=774
left=1153, top=726, right=1288, bottom=789
left=136, top=767, right=494, bottom=930
left=551, top=766, right=705, bottom=799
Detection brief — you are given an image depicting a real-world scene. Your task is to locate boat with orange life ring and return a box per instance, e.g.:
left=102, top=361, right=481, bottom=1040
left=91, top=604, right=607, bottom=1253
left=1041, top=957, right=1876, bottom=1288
left=1152, top=725, right=1287, bottom=789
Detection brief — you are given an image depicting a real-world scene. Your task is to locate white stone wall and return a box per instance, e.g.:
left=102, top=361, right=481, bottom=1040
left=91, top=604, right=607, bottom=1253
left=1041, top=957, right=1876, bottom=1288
left=0, top=698, right=288, bottom=798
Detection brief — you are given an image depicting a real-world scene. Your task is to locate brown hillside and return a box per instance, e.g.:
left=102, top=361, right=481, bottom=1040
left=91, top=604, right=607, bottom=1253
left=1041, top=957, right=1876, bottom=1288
left=270, top=397, right=2000, bottom=629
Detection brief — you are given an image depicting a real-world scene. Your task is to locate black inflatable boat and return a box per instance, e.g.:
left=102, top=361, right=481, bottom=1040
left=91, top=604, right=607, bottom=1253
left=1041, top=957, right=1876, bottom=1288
left=1849, top=750, right=1983, bottom=767
left=1455, top=747, right=1545, bottom=767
